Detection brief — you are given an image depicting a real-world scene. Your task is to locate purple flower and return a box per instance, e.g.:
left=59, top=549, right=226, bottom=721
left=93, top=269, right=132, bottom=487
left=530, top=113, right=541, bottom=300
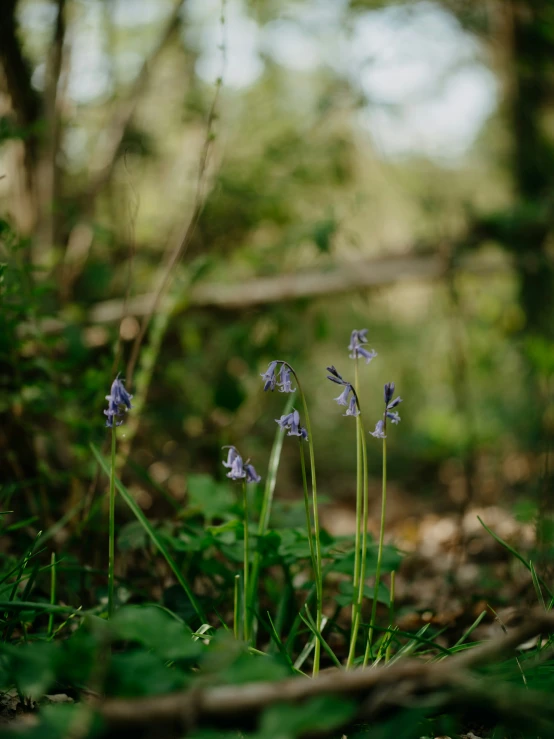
left=370, top=420, right=387, bottom=438
left=371, top=383, right=403, bottom=440
left=326, top=365, right=346, bottom=385
left=222, top=446, right=262, bottom=483
left=348, top=329, right=377, bottom=364
left=222, top=445, right=239, bottom=469
left=275, top=408, right=308, bottom=440
left=344, top=396, right=360, bottom=417
left=334, top=385, right=352, bottom=407
left=244, top=462, right=262, bottom=483
left=227, top=454, right=246, bottom=481
left=327, top=365, right=359, bottom=416
left=384, top=382, right=395, bottom=405
left=278, top=364, right=295, bottom=393
left=104, top=376, right=133, bottom=427
left=261, top=361, right=279, bottom=392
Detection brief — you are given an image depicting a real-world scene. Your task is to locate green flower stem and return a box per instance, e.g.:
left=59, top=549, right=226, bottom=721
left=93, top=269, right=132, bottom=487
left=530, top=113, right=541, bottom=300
left=385, top=570, right=395, bottom=664
left=297, top=382, right=323, bottom=677
left=299, top=440, right=318, bottom=598
left=349, top=359, right=363, bottom=663
left=234, top=574, right=240, bottom=640
left=346, top=412, right=369, bottom=668
left=248, top=393, right=295, bottom=638
left=108, top=424, right=117, bottom=618
left=47, top=553, right=56, bottom=637
left=242, top=481, right=250, bottom=642
left=267, top=361, right=322, bottom=675
left=364, top=433, right=387, bottom=665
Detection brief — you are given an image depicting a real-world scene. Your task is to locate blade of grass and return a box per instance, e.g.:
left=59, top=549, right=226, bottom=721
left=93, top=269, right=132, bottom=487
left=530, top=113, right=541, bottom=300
left=478, top=516, right=554, bottom=600
left=91, top=443, right=205, bottom=622
left=300, top=608, right=341, bottom=669
left=261, top=610, right=299, bottom=674
left=48, top=553, right=56, bottom=637
left=530, top=561, right=547, bottom=610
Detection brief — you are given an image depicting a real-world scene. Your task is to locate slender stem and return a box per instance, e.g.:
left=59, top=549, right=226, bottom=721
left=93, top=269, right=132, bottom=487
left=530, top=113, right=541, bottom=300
left=47, top=552, right=56, bottom=636
left=266, top=361, right=322, bottom=675
left=347, top=415, right=369, bottom=668
left=348, top=359, right=363, bottom=665
left=242, top=481, right=249, bottom=642
left=365, top=433, right=387, bottom=665
left=385, top=571, right=395, bottom=664
left=108, top=424, right=117, bottom=618
left=298, top=385, right=322, bottom=677
left=299, top=441, right=318, bottom=593
left=234, top=574, right=240, bottom=640
left=248, top=393, right=295, bottom=638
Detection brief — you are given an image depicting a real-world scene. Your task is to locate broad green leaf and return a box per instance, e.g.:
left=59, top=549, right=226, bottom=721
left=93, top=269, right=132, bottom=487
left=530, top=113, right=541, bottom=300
left=187, top=474, right=236, bottom=521
left=111, top=605, right=202, bottom=662
left=332, top=544, right=403, bottom=578
left=258, top=695, right=356, bottom=739
left=335, top=580, right=390, bottom=608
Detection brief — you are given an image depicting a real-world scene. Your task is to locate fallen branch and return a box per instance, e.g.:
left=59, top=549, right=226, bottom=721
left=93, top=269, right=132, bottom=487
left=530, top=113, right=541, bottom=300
left=88, top=250, right=510, bottom=324
left=97, top=609, right=554, bottom=736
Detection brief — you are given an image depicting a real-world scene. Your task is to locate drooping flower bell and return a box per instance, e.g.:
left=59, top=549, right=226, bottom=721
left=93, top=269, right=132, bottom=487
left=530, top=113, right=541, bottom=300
left=348, top=329, right=377, bottom=364
left=370, top=383, right=403, bottom=439
left=275, top=408, right=308, bottom=440
left=104, top=376, right=133, bottom=427
left=326, top=366, right=359, bottom=417
left=260, top=361, right=296, bottom=393
left=222, top=446, right=262, bottom=483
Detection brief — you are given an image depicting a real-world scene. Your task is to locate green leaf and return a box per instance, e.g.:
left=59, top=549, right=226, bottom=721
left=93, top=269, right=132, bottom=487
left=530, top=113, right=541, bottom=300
left=117, top=521, right=148, bottom=552
left=187, top=474, right=235, bottom=521
left=111, top=605, right=202, bottom=662
left=335, top=580, right=390, bottom=608
left=2, top=642, right=57, bottom=700
left=106, top=651, right=187, bottom=697
left=258, top=695, right=355, bottom=739
left=332, top=544, right=403, bottom=578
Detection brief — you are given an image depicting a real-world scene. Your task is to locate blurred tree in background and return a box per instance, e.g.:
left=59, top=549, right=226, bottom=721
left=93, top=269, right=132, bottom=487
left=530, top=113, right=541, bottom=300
left=1, top=0, right=553, bottom=557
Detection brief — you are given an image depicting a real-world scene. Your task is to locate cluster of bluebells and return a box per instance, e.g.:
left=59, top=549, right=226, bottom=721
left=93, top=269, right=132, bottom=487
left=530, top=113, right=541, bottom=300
left=370, top=382, right=403, bottom=439
left=222, top=446, right=262, bottom=483
left=104, top=376, right=133, bottom=428
left=348, top=329, right=377, bottom=365
left=260, top=361, right=295, bottom=393
left=326, top=366, right=359, bottom=418
left=275, top=408, right=308, bottom=440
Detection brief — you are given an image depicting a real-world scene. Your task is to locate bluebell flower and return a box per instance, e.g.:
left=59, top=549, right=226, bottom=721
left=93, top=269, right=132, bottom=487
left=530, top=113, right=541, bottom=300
left=278, top=364, right=295, bottom=393
left=261, top=361, right=278, bottom=392
left=244, top=461, right=262, bottom=483
left=344, top=396, right=360, bottom=417
left=222, top=446, right=262, bottom=483
left=104, top=376, right=133, bottom=427
left=371, top=383, right=403, bottom=440
left=334, top=385, right=352, bottom=407
left=275, top=408, right=308, bottom=440
left=327, top=365, right=360, bottom=416
left=370, top=420, right=387, bottom=438
left=222, top=445, right=239, bottom=469
left=326, top=365, right=346, bottom=385
left=227, top=454, right=246, bottom=481
left=348, top=329, right=377, bottom=364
